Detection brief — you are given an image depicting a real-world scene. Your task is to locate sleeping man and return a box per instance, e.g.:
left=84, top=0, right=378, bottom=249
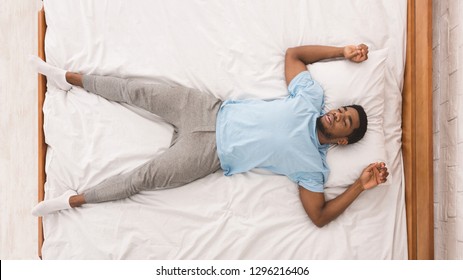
left=31, top=44, right=388, bottom=227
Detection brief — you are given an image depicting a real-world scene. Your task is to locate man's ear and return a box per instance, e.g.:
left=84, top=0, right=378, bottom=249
left=337, top=138, right=348, bottom=145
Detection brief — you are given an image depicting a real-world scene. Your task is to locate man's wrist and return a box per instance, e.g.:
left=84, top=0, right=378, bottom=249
left=353, top=179, right=366, bottom=192
left=339, top=47, right=346, bottom=59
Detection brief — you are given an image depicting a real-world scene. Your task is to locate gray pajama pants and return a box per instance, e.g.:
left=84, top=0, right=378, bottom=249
left=82, top=75, right=223, bottom=203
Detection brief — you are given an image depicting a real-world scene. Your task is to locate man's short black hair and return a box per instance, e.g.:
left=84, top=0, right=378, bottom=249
left=346, top=104, right=367, bottom=144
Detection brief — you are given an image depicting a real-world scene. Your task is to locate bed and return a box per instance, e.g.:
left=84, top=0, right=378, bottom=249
left=37, top=0, right=433, bottom=259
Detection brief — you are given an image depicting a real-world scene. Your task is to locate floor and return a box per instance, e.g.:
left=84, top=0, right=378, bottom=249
left=0, top=0, right=40, bottom=259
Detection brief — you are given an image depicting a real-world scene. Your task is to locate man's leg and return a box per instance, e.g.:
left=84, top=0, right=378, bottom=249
left=30, top=56, right=214, bottom=128
left=32, top=132, right=220, bottom=216
left=80, top=74, right=203, bottom=128
left=83, top=132, right=220, bottom=203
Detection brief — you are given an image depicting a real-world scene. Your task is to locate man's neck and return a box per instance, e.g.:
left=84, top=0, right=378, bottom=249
left=317, top=130, right=328, bottom=145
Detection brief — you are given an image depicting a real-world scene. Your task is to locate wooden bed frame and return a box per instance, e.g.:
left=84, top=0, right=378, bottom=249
left=402, top=0, right=434, bottom=260
left=37, top=0, right=433, bottom=259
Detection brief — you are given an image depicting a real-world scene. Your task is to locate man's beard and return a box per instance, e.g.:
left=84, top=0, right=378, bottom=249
left=316, top=115, right=334, bottom=140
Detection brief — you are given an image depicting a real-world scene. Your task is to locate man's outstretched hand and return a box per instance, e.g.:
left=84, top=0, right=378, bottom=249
left=343, top=44, right=369, bottom=63
left=357, top=162, right=388, bottom=190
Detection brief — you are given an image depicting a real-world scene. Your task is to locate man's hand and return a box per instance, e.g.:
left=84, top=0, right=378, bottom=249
left=357, top=162, right=388, bottom=190
left=343, top=44, right=369, bottom=63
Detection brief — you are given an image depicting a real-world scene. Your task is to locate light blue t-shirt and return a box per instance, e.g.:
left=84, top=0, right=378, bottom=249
left=215, top=71, right=329, bottom=193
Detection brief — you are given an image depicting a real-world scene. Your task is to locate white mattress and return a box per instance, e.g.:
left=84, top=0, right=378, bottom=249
left=41, top=0, right=408, bottom=259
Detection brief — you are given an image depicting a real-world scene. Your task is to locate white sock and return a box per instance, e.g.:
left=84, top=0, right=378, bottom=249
left=32, top=190, right=77, bottom=216
left=29, top=55, right=72, bottom=91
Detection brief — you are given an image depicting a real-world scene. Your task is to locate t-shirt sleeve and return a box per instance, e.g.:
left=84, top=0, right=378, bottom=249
left=287, top=71, right=324, bottom=110
left=290, top=172, right=325, bottom=193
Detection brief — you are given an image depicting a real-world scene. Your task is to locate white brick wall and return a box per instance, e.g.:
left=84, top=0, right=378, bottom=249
left=433, top=0, right=463, bottom=260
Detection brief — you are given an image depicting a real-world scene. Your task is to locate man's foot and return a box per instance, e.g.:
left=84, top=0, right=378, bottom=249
left=32, top=190, right=77, bottom=216
left=29, top=55, right=72, bottom=91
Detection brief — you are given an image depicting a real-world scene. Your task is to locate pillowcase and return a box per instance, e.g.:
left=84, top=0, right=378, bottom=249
left=309, top=49, right=389, bottom=188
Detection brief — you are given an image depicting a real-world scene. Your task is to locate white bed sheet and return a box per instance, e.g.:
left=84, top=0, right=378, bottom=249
left=41, top=0, right=408, bottom=259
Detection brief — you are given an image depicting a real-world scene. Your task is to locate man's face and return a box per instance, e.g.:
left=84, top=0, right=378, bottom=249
left=317, top=106, right=360, bottom=144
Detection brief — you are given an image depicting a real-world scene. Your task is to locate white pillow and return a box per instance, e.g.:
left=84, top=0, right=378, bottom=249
left=309, top=49, right=389, bottom=188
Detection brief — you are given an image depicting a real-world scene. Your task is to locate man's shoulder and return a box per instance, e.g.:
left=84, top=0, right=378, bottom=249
left=287, top=71, right=324, bottom=104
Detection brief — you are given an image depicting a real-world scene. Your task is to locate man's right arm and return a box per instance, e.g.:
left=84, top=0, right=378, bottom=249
left=284, top=44, right=368, bottom=86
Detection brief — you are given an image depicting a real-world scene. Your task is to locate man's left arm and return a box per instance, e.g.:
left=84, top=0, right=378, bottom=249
left=299, top=162, right=388, bottom=228
left=284, top=44, right=368, bottom=86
